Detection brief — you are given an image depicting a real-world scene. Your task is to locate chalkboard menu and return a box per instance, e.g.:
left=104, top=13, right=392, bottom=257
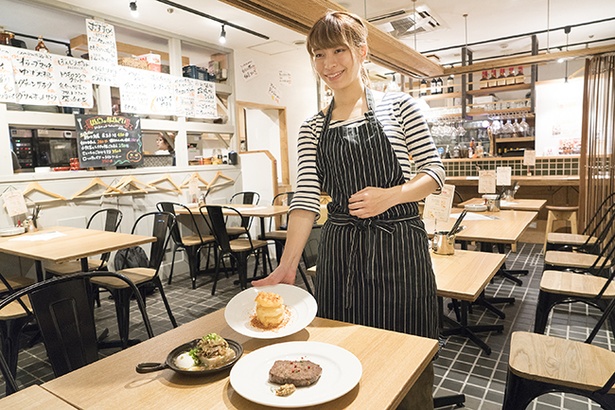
left=75, top=114, right=143, bottom=168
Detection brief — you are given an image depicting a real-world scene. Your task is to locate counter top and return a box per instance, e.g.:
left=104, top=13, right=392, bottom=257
left=447, top=175, right=579, bottom=186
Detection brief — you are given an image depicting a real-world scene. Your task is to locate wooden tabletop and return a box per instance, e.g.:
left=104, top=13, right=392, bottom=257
left=41, top=309, right=438, bottom=410
left=431, top=249, right=506, bottom=301
left=424, top=209, right=538, bottom=244
left=0, top=226, right=155, bottom=264
left=459, top=198, right=547, bottom=212
left=0, top=385, right=75, bottom=408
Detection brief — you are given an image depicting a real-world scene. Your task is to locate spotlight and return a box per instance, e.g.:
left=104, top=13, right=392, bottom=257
left=219, top=24, right=227, bottom=44
left=129, top=1, right=139, bottom=18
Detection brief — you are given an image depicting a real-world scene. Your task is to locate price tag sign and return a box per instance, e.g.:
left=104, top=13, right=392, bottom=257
left=2, top=189, right=28, bottom=217
left=478, top=170, right=496, bottom=194
left=496, top=167, right=512, bottom=186
left=523, top=150, right=536, bottom=166
left=423, top=184, right=455, bottom=224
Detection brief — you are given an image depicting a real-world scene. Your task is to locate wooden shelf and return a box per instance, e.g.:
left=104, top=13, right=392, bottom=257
left=495, top=136, right=535, bottom=143
left=420, top=92, right=461, bottom=101
left=468, top=109, right=534, bottom=117
left=467, top=83, right=532, bottom=96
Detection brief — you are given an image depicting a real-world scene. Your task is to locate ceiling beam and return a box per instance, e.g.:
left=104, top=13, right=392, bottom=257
left=443, top=44, right=615, bottom=77
left=218, top=0, right=444, bottom=78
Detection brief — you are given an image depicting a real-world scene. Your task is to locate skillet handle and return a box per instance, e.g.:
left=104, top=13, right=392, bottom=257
left=136, top=362, right=168, bottom=373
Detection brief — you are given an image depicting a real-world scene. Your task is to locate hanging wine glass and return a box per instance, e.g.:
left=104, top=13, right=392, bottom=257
left=520, top=117, right=529, bottom=136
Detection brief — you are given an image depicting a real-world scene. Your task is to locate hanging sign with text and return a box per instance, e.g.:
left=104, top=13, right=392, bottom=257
left=75, top=114, right=143, bottom=168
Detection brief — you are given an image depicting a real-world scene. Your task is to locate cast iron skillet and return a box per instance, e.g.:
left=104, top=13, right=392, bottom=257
left=136, top=338, right=243, bottom=375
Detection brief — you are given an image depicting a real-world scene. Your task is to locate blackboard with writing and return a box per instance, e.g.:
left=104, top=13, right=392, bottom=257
left=75, top=114, right=143, bottom=168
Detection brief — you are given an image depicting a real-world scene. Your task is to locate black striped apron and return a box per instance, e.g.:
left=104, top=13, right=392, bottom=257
left=314, top=89, right=438, bottom=339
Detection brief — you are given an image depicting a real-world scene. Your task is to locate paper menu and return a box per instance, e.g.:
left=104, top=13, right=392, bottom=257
left=422, top=184, right=455, bottom=224
left=496, top=167, right=512, bottom=186
left=478, top=170, right=496, bottom=194
left=2, top=189, right=28, bottom=217
left=523, top=150, right=536, bottom=166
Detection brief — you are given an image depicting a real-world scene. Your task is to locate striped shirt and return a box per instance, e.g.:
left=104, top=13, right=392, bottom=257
left=290, top=91, right=445, bottom=215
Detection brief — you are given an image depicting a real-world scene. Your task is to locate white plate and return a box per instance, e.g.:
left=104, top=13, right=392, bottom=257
left=230, top=341, right=362, bottom=408
left=0, top=226, right=25, bottom=237
left=464, top=204, right=487, bottom=212
left=225, top=284, right=317, bottom=339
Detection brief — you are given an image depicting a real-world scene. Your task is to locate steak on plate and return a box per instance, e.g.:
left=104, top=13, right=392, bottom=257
left=269, top=360, right=322, bottom=387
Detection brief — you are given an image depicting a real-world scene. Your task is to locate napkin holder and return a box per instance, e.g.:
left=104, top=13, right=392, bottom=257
left=432, top=231, right=455, bottom=255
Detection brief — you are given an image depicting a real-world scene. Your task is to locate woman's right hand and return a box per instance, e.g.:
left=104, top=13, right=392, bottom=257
left=251, top=264, right=297, bottom=287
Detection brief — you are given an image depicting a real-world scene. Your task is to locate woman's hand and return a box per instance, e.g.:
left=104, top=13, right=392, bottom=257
left=251, top=264, right=297, bottom=287
left=348, top=186, right=395, bottom=218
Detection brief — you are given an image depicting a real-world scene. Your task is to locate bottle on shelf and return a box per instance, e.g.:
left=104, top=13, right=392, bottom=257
left=468, top=137, right=476, bottom=158
left=430, top=78, right=438, bottom=95
left=476, top=141, right=484, bottom=158
left=480, top=71, right=489, bottom=89
left=436, top=77, right=443, bottom=94
left=488, top=69, right=498, bottom=88
left=419, top=79, right=428, bottom=96
left=515, top=66, right=525, bottom=84
left=506, top=67, right=516, bottom=85
left=35, top=35, right=49, bottom=53
left=446, top=74, right=454, bottom=93
left=497, top=68, right=507, bottom=87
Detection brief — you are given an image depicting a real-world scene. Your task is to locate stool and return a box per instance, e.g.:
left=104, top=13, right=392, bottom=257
left=544, top=205, right=578, bottom=252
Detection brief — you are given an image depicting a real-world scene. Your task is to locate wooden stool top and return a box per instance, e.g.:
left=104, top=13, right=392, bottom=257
left=546, top=205, right=579, bottom=212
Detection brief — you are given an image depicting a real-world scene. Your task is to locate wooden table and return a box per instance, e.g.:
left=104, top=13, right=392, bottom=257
left=0, top=225, right=156, bottom=281
left=0, top=385, right=75, bottom=408
left=41, top=309, right=438, bottom=409
left=431, top=250, right=506, bottom=354
left=459, top=198, right=547, bottom=212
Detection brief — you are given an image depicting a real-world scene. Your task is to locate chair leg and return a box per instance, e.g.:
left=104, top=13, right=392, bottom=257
left=297, top=265, right=314, bottom=295
left=533, top=291, right=567, bottom=334
left=109, top=288, right=133, bottom=349
left=0, top=316, right=31, bottom=395
left=237, top=252, right=249, bottom=290
left=211, top=253, right=222, bottom=296
left=503, top=369, right=537, bottom=410
left=167, top=245, right=178, bottom=285
left=151, top=277, right=177, bottom=328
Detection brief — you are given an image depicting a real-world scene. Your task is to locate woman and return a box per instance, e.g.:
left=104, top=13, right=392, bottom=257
left=155, top=132, right=176, bottom=165
left=253, top=11, right=444, bottom=409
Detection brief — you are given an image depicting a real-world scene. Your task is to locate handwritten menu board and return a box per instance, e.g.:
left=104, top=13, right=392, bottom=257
left=118, top=67, right=176, bottom=115
left=193, top=80, right=216, bottom=118
left=75, top=114, right=143, bottom=168
left=0, top=47, right=16, bottom=102
left=53, top=56, right=93, bottom=108
left=12, top=48, right=58, bottom=105
left=85, top=19, right=118, bottom=66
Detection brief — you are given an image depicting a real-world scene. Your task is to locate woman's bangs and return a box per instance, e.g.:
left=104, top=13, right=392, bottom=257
left=308, top=18, right=349, bottom=53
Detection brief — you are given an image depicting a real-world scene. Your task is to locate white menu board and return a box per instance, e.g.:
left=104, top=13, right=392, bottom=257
left=0, top=47, right=16, bottom=102
left=85, top=19, right=118, bottom=65
left=12, top=48, right=58, bottom=105
left=193, top=80, right=217, bottom=118
left=118, top=67, right=178, bottom=115
left=53, top=55, right=93, bottom=108
left=423, top=184, right=455, bottom=224
left=175, top=77, right=196, bottom=117
left=478, top=170, right=496, bottom=194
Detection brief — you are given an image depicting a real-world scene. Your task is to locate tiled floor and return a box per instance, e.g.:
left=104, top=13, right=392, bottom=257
left=1, top=242, right=611, bottom=409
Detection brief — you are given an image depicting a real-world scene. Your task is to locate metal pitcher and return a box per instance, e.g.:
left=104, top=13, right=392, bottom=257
left=432, top=231, right=455, bottom=255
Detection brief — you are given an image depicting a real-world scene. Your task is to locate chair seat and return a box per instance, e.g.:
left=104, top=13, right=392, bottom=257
left=91, top=268, right=154, bottom=289
left=0, top=297, right=32, bottom=320
left=545, top=205, right=579, bottom=212
left=544, top=250, right=611, bottom=270
left=540, top=270, right=615, bottom=298
left=509, top=331, right=615, bottom=394
left=547, top=232, right=597, bottom=246
left=264, top=230, right=287, bottom=241
left=226, top=226, right=247, bottom=236
left=45, top=259, right=106, bottom=275
left=0, top=276, right=35, bottom=294
left=181, top=234, right=215, bottom=247
left=230, top=238, right=268, bottom=253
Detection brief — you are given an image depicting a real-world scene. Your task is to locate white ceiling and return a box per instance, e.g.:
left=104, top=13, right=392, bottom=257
left=2, top=0, right=615, bottom=72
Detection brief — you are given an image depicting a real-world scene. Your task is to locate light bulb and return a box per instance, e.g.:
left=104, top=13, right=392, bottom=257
left=129, top=2, right=139, bottom=18
left=219, top=25, right=227, bottom=44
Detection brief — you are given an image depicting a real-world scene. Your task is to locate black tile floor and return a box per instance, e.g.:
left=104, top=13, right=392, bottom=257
left=2, top=242, right=611, bottom=409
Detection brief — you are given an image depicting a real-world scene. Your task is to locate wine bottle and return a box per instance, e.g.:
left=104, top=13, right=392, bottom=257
left=436, top=77, right=443, bottom=94
left=506, top=67, right=516, bottom=85
left=488, top=69, right=498, bottom=88
left=480, top=71, right=488, bottom=89
left=430, top=78, right=437, bottom=95
left=35, top=36, right=49, bottom=53
left=516, top=66, right=525, bottom=84
left=419, top=79, right=427, bottom=96
left=446, top=74, right=454, bottom=93
left=497, top=68, right=507, bottom=87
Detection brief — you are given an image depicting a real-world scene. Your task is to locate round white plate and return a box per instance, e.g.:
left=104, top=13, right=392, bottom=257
left=464, top=204, right=487, bottom=212
left=225, top=284, right=317, bottom=339
left=230, top=341, right=362, bottom=408
left=0, top=226, right=25, bottom=237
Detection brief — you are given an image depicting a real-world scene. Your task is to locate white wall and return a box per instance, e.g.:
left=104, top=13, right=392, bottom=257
left=233, top=47, right=318, bottom=187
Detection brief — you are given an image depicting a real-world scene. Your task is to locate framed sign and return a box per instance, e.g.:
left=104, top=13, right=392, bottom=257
left=75, top=114, right=143, bottom=168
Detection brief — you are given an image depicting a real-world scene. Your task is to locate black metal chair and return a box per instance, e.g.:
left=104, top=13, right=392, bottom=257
left=200, top=205, right=268, bottom=295
left=227, top=191, right=261, bottom=236
left=45, top=208, right=123, bottom=276
left=505, top=298, right=615, bottom=409
left=262, top=192, right=294, bottom=264
left=296, top=224, right=321, bottom=295
left=156, top=202, right=215, bottom=289
left=0, top=271, right=153, bottom=395
left=91, top=212, right=177, bottom=348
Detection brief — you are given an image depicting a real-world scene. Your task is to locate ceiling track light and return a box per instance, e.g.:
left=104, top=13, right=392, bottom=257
left=129, top=1, right=139, bottom=18
left=564, top=26, right=571, bottom=82
left=219, top=24, right=227, bottom=44
left=154, top=0, right=269, bottom=41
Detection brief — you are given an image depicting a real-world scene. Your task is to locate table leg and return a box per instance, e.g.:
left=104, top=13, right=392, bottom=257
left=441, top=300, right=503, bottom=355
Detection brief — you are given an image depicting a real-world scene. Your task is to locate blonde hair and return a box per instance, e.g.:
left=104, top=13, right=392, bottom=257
left=306, top=11, right=371, bottom=86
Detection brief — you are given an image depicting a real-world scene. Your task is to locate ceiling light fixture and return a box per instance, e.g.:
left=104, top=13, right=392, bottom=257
left=129, top=1, right=139, bottom=18
left=219, top=24, right=227, bottom=44
left=154, top=0, right=269, bottom=41
left=564, top=26, right=571, bottom=82
left=412, top=0, right=417, bottom=50
left=546, top=0, right=551, bottom=53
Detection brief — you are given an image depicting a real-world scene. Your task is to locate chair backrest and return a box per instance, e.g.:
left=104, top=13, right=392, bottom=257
left=270, top=191, right=294, bottom=230
left=229, top=191, right=260, bottom=229
left=583, top=192, right=615, bottom=236
left=202, top=205, right=233, bottom=254
left=131, top=212, right=175, bottom=271
left=0, top=272, right=153, bottom=379
left=87, top=208, right=123, bottom=266
left=302, top=225, right=321, bottom=269
left=156, top=202, right=203, bottom=247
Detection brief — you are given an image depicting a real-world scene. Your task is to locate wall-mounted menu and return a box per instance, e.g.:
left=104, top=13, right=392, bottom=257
left=75, top=114, right=143, bottom=168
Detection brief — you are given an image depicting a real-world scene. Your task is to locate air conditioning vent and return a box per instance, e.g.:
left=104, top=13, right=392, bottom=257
left=368, top=6, right=441, bottom=39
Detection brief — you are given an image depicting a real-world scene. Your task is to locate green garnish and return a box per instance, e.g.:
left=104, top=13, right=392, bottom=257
left=188, top=346, right=201, bottom=365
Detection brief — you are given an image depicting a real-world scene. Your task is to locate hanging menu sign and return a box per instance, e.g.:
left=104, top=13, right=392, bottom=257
left=75, top=114, right=143, bottom=168
left=53, top=55, right=93, bottom=108
left=0, top=47, right=16, bottom=102
left=12, top=48, right=58, bottom=105
left=85, top=19, right=118, bottom=65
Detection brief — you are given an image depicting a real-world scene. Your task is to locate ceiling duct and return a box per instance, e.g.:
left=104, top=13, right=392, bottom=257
left=368, top=6, right=441, bottom=39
